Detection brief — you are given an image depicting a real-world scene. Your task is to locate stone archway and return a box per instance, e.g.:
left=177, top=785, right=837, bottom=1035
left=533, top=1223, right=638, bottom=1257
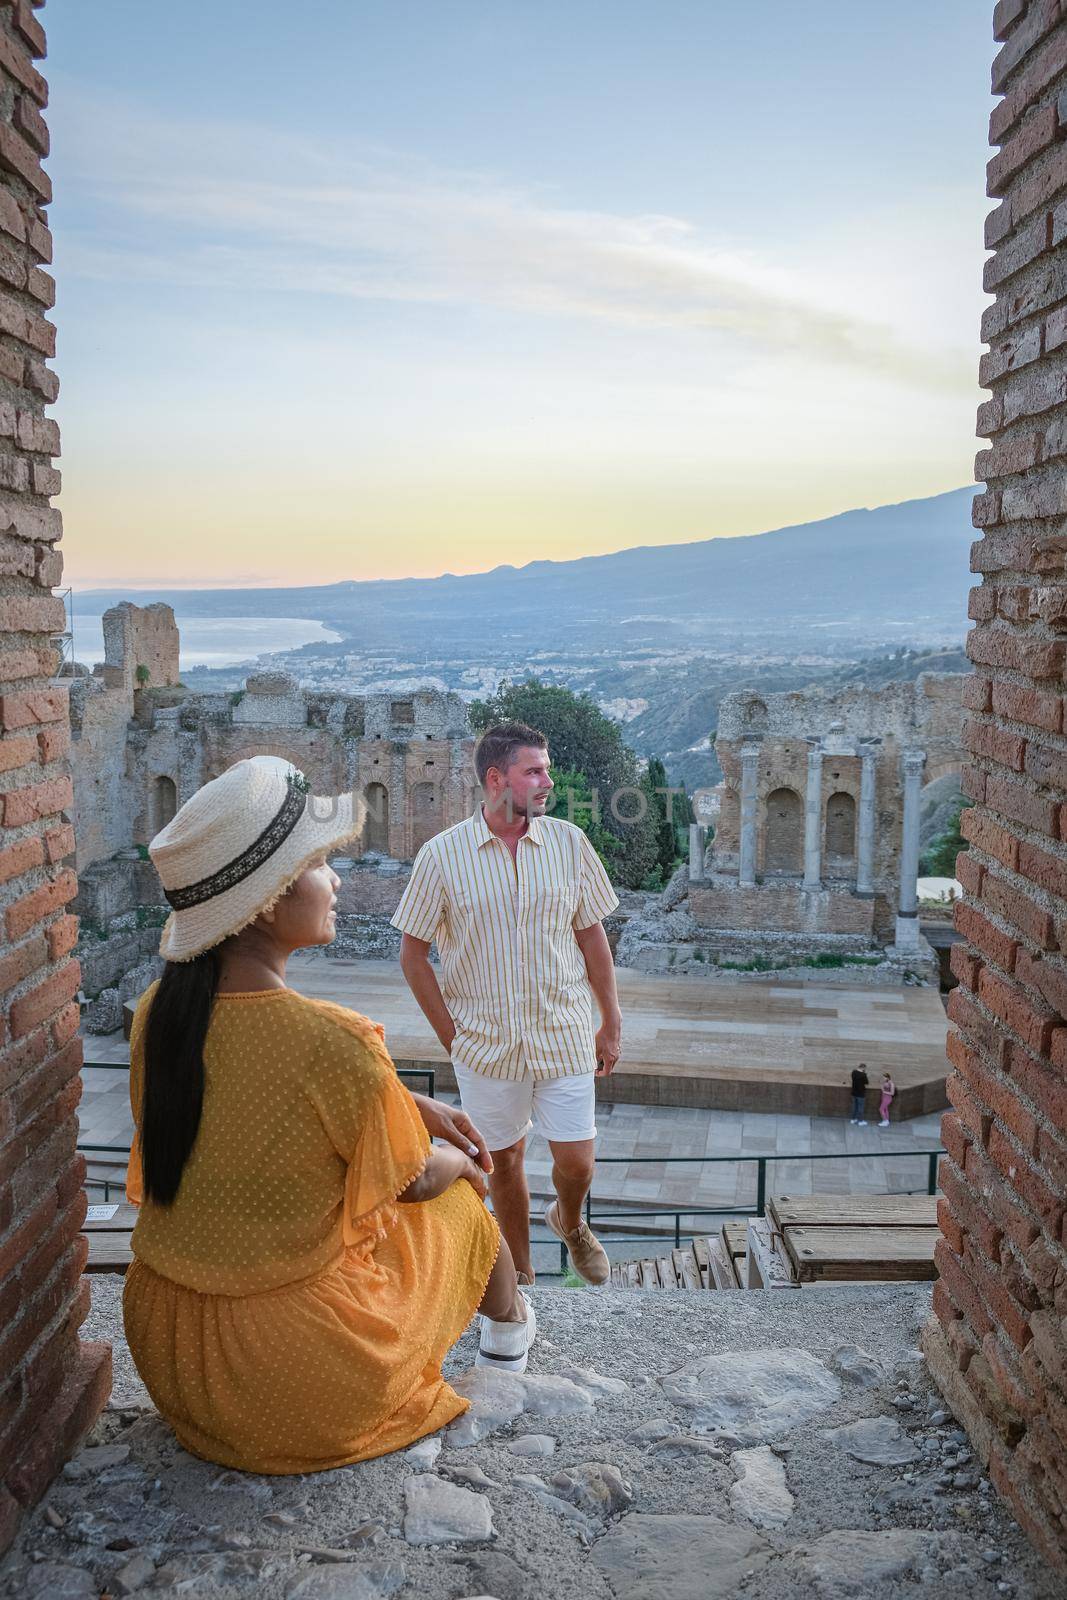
left=763, top=787, right=803, bottom=876
left=362, top=781, right=390, bottom=854
left=824, top=790, right=856, bottom=876
left=149, top=775, right=177, bottom=836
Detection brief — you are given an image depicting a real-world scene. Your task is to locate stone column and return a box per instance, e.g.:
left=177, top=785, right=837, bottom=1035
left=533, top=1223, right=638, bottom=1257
left=738, top=742, right=760, bottom=888
left=895, top=748, right=926, bottom=947
left=803, top=745, right=824, bottom=889
left=856, top=746, right=877, bottom=895
left=689, top=822, right=706, bottom=883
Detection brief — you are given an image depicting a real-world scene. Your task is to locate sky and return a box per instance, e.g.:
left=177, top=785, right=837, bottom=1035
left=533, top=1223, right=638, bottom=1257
left=45, top=0, right=995, bottom=591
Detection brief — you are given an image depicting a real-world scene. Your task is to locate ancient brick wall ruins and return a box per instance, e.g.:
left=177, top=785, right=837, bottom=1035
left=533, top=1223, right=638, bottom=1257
left=922, top=0, right=1067, bottom=1565
left=0, top=1, right=110, bottom=1555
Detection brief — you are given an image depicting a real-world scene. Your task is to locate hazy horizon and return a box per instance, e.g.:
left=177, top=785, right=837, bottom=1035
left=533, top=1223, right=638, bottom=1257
left=48, top=1, right=992, bottom=590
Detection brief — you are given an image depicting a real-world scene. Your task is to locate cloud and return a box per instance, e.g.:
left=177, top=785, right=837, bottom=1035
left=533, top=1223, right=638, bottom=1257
left=53, top=91, right=973, bottom=392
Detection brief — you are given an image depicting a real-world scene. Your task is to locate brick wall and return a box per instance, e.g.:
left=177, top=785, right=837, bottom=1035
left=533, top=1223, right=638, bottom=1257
left=922, top=0, right=1067, bottom=1566
left=0, top=0, right=111, bottom=1557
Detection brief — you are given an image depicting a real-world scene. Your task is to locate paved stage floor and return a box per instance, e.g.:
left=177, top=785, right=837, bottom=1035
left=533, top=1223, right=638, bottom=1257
left=81, top=956, right=947, bottom=1272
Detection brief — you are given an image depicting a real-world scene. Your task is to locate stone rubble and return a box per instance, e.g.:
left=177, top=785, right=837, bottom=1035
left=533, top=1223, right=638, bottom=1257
left=1, top=1282, right=1060, bottom=1600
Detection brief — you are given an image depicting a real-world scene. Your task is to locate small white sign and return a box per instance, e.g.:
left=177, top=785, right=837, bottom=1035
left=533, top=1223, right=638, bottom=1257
left=85, top=1204, right=119, bottom=1222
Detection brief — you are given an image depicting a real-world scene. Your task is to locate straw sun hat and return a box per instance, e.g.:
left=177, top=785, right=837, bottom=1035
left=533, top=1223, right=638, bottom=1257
left=150, top=756, right=364, bottom=963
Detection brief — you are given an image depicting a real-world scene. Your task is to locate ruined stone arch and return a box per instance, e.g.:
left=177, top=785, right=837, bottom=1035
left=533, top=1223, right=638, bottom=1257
left=762, top=787, right=803, bottom=876
left=362, top=781, right=390, bottom=854
left=148, top=775, right=178, bottom=836
left=824, top=790, right=856, bottom=875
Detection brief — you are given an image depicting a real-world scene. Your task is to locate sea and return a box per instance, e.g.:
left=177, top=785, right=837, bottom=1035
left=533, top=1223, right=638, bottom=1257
left=68, top=615, right=342, bottom=671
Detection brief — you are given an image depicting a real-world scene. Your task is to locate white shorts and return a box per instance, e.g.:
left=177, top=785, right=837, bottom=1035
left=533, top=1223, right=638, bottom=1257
left=452, top=1065, right=597, bottom=1151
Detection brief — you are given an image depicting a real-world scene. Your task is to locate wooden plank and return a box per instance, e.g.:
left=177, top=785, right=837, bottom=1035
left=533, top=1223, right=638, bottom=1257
left=82, top=1202, right=137, bottom=1233
left=83, top=1232, right=133, bottom=1274
left=782, top=1224, right=938, bottom=1283
left=676, top=1247, right=703, bottom=1292
left=769, top=1194, right=938, bottom=1230
left=624, top=1260, right=641, bottom=1289
left=722, top=1221, right=748, bottom=1260
left=707, top=1236, right=736, bottom=1290
left=745, top=1217, right=796, bottom=1290
left=691, top=1237, right=712, bottom=1288
left=638, top=1259, right=659, bottom=1291
left=656, top=1256, right=677, bottom=1290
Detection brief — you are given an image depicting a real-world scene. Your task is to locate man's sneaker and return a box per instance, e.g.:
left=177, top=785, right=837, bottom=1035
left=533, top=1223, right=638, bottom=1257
left=476, top=1292, right=536, bottom=1374
left=545, top=1201, right=610, bottom=1286
left=857, top=1120, right=868, bottom=1126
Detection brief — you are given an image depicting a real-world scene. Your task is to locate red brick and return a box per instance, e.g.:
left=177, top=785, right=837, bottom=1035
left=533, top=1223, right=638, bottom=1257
left=936, top=1236, right=995, bottom=1339
left=955, top=902, right=1019, bottom=972
left=966, top=1138, right=1042, bottom=1252
left=1017, top=837, right=1067, bottom=898
left=0, top=735, right=35, bottom=775
left=45, top=914, right=77, bottom=963
left=1023, top=738, right=1067, bottom=790
left=0, top=830, right=42, bottom=885
left=941, top=1160, right=1004, bottom=1257
left=961, top=765, right=987, bottom=805
left=963, top=674, right=994, bottom=713
left=25, top=265, right=52, bottom=309
left=35, top=724, right=67, bottom=764
left=12, top=1038, right=81, bottom=1132
left=961, top=807, right=1021, bottom=871
left=966, top=1236, right=1033, bottom=1350
left=4, top=1344, right=112, bottom=1516
left=955, top=850, right=985, bottom=898
left=947, top=1071, right=993, bottom=1147
left=949, top=942, right=982, bottom=990
left=0, top=651, right=40, bottom=683
left=42, top=821, right=73, bottom=863
left=0, top=20, right=47, bottom=103
left=988, top=1122, right=1064, bottom=1236
left=980, top=870, right=1056, bottom=949
left=22, top=356, right=56, bottom=402
left=0, top=595, right=65, bottom=634
left=992, top=0, right=1026, bottom=42
left=992, top=680, right=1063, bottom=734
left=34, top=545, right=62, bottom=589
left=938, top=1195, right=965, bottom=1254
left=975, top=432, right=1042, bottom=479
left=4, top=865, right=76, bottom=939
left=0, top=1186, right=55, bottom=1280
left=7, top=958, right=80, bottom=1039
left=968, top=625, right=1066, bottom=680
left=977, top=395, right=1004, bottom=437
left=992, top=0, right=1064, bottom=93
left=964, top=716, right=1027, bottom=772
left=15, top=410, right=58, bottom=456
left=13, top=93, right=47, bottom=158
left=988, top=103, right=1060, bottom=195
left=0, top=932, right=45, bottom=1002
left=0, top=122, right=49, bottom=202
left=971, top=527, right=1035, bottom=573
left=969, top=586, right=997, bottom=622
left=940, top=1111, right=971, bottom=1172
left=950, top=1032, right=1041, bottom=1156
left=982, top=1330, right=1038, bottom=1423
left=0, top=772, right=72, bottom=826
left=0, top=687, right=65, bottom=732
left=50, top=999, right=79, bottom=1049
left=1015, top=944, right=1067, bottom=1016
left=997, top=584, right=1034, bottom=622
left=978, top=964, right=1056, bottom=1052
left=30, top=460, right=59, bottom=496
left=986, top=772, right=1060, bottom=836
left=972, top=490, right=1003, bottom=528
left=13, top=0, right=47, bottom=60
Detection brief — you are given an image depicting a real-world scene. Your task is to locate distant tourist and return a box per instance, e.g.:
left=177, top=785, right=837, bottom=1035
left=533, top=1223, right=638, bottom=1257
left=849, top=1063, right=869, bottom=1125
left=123, top=756, right=532, bottom=1477
left=392, top=720, right=622, bottom=1287
left=879, top=1071, right=896, bottom=1127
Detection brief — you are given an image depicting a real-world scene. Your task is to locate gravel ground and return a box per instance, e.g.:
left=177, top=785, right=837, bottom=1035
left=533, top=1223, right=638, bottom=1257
left=0, top=1280, right=1059, bottom=1600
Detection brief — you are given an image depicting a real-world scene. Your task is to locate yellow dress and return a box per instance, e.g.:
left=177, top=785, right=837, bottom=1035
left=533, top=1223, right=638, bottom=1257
left=122, top=984, right=499, bottom=1474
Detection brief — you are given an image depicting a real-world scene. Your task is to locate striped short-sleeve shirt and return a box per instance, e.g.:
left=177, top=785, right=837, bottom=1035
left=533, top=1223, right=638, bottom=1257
left=390, top=809, right=620, bottom=1081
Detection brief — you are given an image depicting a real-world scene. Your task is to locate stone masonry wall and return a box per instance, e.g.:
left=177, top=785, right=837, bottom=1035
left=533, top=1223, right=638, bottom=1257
left=922, top=0, right=1067, bottom=1567
left=0, top=0, right=111, bottom=1557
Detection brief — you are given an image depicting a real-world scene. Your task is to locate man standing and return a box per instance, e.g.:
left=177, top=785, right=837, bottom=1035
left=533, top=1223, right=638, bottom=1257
left=849, top=1063, right=869, bottom=1125
left=391, top=721, right=622, bottom=1285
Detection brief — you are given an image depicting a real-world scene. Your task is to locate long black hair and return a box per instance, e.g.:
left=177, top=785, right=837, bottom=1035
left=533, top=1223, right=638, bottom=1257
left=141, top=948, right=221, bottom=1205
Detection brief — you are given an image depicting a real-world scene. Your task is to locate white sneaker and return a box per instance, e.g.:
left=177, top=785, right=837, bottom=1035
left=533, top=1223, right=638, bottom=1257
left=849, top=1118, right=857, bottom=1124
left=476, top=1292, right=536, bottom=1374
left=879, top=1119, right=890, bottom=1127
left=857, top=1120, right=868, bottom=1126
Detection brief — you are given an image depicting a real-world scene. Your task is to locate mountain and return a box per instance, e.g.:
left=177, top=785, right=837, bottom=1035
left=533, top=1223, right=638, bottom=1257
left=80, top=487, right=974, bottom=654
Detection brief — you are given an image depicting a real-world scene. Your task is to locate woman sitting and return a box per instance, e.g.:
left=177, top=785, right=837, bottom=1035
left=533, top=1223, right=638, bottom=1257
left=123, top=756, right=533, bottom=1476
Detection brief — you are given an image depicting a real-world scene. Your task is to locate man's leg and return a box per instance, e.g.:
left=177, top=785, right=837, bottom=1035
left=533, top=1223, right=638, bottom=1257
left=487, top=1138, right=535, bottom=1282
left=549, top=1138, right=596, bottom=1233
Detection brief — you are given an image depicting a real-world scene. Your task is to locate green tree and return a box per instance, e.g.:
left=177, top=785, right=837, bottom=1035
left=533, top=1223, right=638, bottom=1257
left=920, top=803, right=972, bottom=878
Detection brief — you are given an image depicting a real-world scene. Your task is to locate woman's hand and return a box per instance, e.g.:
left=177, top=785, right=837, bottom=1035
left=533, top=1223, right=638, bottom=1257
left=458, top=1154, right=488, bottom=1201
left=411, top=1093, right=493, bottom=1174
